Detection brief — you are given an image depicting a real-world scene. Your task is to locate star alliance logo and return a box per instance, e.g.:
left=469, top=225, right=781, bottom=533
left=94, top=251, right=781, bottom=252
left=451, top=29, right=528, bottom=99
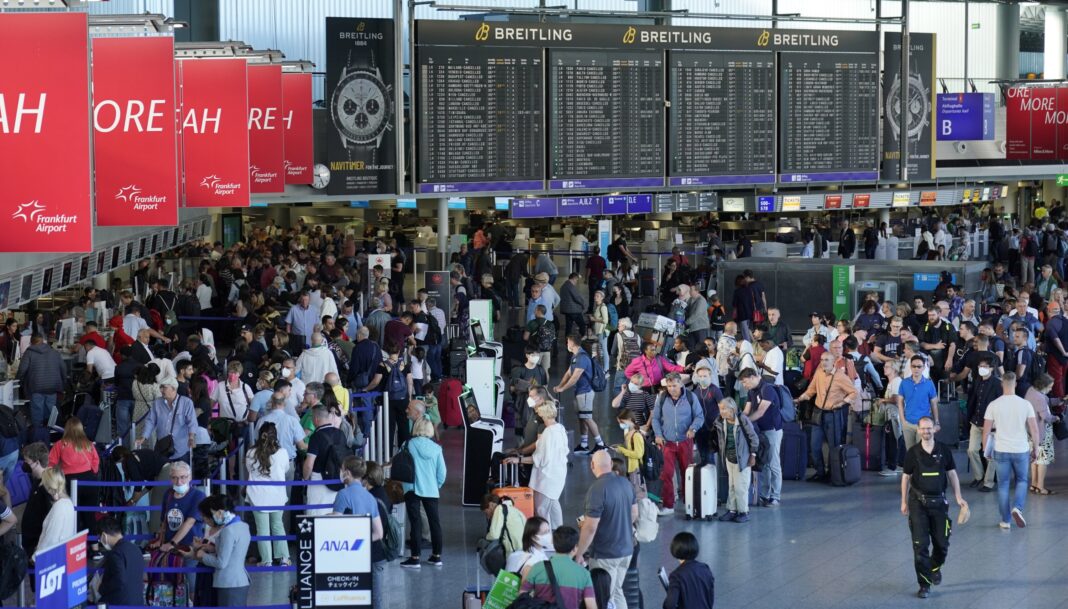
left=115, top=185, right=142, bottom=202
left=11, top=200, right=46, bottom=222
left=299, top=518, right=313, bottom=534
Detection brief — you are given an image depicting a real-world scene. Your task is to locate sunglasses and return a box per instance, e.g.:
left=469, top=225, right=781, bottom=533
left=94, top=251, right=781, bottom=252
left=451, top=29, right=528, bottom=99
left=911, top=364, right=924, bottom=369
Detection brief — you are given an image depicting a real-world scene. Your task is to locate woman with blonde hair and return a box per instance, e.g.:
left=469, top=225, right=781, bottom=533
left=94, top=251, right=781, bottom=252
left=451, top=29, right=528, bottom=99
left=48, top=416, right=100, bottom=531
left=505, top=397, right=568, bottom=529
left=400, top=417, right=446, bottom=569
left=36, top=467, right=77, bottom=559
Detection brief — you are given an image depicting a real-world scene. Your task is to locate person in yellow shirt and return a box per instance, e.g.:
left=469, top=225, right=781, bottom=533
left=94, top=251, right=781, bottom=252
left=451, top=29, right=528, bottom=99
left=614, top=409, right=646, bottom=499
left=325, top=372, right=349, bottom=416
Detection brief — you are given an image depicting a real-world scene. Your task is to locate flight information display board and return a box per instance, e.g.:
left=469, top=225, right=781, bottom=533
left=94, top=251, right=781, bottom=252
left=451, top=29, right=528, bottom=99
left=779, top=53, right=879, bottom=183
left=669, top=51, right=775, bottom=186
left=417, top=46, right=544, bottom=193
left=548, top=50, right=664, bottom=190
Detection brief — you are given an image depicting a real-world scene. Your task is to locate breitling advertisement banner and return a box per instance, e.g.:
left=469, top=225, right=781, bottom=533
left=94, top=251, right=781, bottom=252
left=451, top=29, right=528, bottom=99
left=92, top=36, right=179, bottom=227
left=283, top=72, right=314, bottom=184
left=0, top=12, right=93, bottom=253
left=178, top=58, right=251, bottom=207
left=882, top=32, right=936, bottom=181
left=325, top=17, right=398, bottom=195
left=247, top=64, right=286, bottom=193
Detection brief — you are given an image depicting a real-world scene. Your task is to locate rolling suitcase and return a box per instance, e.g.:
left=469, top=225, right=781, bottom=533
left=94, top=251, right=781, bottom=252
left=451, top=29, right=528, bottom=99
left=638, top=269, right=656, bottom=298
left=716, top=456, right=729, bottom=504
left=492, top=463, right=534, bottom=519
left=780, top=421, right=808, bottom=481
left=684, top=463, right=717, bottom=520
left=936, top=381, right=961, bottom=448
left=829, top=444, right=862, bottom=486
left=852, top=420, right=885, bottom=472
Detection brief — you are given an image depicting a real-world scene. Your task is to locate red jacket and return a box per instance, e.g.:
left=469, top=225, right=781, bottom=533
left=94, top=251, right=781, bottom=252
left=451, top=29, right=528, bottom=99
left=48, top=440, right=100, bottom=475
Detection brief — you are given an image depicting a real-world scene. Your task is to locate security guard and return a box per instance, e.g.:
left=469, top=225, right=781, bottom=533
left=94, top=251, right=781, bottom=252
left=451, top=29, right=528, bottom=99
left=900, top=415, right=968, bottom=599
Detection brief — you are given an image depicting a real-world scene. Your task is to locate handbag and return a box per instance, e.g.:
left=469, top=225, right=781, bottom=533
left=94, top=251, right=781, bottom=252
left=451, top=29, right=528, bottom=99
left=1052, top=416, right=1068, bottom=441
left=154, top=398, right=181, bottom=459
left=809, top=368, right=838, bottom=425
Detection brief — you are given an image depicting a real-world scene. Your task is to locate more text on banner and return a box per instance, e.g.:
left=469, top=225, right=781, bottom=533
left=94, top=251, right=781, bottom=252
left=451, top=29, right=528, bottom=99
left=282, top=72, right=314, bottom=184
left=178, top=58, right=251, bottom=207
left=92, top=36, right=178, bottom=226
left=0, top=12, right=93, bottom=253
left=247, top=63, right=285, bottom=193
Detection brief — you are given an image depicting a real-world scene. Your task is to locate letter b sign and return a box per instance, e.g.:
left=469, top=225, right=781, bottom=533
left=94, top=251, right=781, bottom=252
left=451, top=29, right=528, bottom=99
left=941, top=120, right=952, bottom=136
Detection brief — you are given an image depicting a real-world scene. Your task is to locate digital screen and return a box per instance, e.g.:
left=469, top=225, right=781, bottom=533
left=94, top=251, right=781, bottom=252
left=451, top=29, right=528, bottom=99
left=548, top=50, right=664, bottom=189
left=20, top=274, right=32, bottom=304
left=494, top=197, right=510, bottom=210
left=60, top=261, right=72, bottom=288
left=472, top=320, right=486, bottom=345
left=447, top=197, right=467, bottom=210
left=779, top=53, right=879, bottom=182
left=96, top=251, right=106, bottom=275
left=151, top=234, right=160, bottom=254
left=397, top=199, right=417, bottom=209
left=0, top=282, right=9, bottom=310
left=417, top=46, right=544, bottom=193
left=138, top=238, right=147, bottom=259
left=722, top=197, right=746, bottom=212
left=668, top=51, right=774, bottom=186
left=111, top=247, right=120, bottom=269
left=79, top=256, right=90, bottom=282
left=756, top=196, right=776, bottom=213
left=124, top=243, right=133, bottom=264
left=41, top=267, right=53, bottom=295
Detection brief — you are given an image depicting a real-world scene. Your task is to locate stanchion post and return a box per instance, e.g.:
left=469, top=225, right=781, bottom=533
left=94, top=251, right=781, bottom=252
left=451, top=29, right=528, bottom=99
left=220, top=455, right=228, bottom=496
left=72, top=478, right=79, bottom=515
left=16, top=533, right=25, bottom=607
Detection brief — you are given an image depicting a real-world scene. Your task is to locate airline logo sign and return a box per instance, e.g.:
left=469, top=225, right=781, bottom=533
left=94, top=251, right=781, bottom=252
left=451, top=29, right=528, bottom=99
left=247, top=64, right=285, bottom=193
left=92, top=36, right=178, bottom=226
left=36, top=531, right=88, bottom=609
left=0, top=13, right=92, bottom=252
left=282, top=73, right=313, bottom=183
left=178, top=58, right=251, bottom=207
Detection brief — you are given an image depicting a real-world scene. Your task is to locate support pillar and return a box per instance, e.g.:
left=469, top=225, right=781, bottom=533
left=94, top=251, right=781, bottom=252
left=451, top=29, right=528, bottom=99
left=996, top=3, right=1020, bottom=81
left=437, top=198, right=448, bottom=269
left=1046, top=7, right=1067, bottom=80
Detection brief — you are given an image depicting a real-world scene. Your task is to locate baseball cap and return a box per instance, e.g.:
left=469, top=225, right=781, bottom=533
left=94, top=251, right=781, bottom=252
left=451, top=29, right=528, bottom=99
left=159, top=377, right=179, bottom=389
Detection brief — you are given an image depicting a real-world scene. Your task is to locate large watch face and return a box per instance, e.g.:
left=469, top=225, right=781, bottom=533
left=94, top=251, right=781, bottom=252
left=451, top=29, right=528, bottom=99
left=331, top=69, right=393, bottom=146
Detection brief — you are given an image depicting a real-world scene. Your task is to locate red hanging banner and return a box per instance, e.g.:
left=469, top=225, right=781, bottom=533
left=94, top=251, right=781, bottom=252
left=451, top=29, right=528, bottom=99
left=178, top=58, right=250, bottom=207
left=247, top=64, right=285, bottom=193
left=282, top=72, right=314, bottom=184
left=0, top=13, right=92, bottom=252
left=92, top=36, right=178, bottom=226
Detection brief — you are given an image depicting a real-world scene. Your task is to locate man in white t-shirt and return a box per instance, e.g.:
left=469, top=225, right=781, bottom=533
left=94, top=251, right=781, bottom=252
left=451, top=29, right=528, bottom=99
left=982, top=372, right=1040, bottom=530
left=84, top=342, right=116, bottom=382
left=755, top=337, right=784, bottom=385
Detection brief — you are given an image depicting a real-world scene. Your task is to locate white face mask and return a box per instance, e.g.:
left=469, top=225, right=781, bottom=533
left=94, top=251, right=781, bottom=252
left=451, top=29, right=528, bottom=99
left=695, top=376, right=712, bottom=387
left=628, top=382, right=641, bottom=393
left=535, top=533, right=553, bottom=549
left=528, top=354, right=541, bottom=365
left=281, top=367, right=293, bottom=378
left=978, top=366, right=992, bottom=378
left=527, top=397, right=537, bottom=408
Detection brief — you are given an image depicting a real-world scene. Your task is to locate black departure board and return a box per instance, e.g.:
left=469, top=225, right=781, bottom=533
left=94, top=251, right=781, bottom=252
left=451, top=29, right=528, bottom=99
left=668, top=51, right=774, bottom=186
left=779, top=52, right=879, bottom=183
left=417, top=46, right=544, bottom=193
left=548, top=50, right=664, bottom=189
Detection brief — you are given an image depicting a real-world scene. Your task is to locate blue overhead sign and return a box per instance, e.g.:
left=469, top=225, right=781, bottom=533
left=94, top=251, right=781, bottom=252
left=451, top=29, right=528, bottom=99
left=511, top=198, right=558, bottom=218
left=936, top=93, right=995, bottom=141
left=913, top=272, right=956, bottom=291
left=756, top=196, right=776, bottom=213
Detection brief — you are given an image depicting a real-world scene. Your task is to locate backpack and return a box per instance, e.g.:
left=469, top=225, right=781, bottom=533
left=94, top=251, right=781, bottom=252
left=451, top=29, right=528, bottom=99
left=0, top=542, right=28, bottom=602
left=148, top=308, right=164, bottom=332
left=1045, top=231, right=1060, bottom=254
left=1059, top=234, right=1068, bottom=258
left=390, top=441, right=416, bottom=483
left=425, top=313, right=443, bottom=345
left=607, top=242, right=621, bottom=263
left=640, top=435, right=664, bottom=481
left=386, top=361, right=408, bottom=401
left=97, top=456, right=129, bottom=508
left=621, top=333, right=642, bottom=366
left=528, top=319, right=555, bottom=352
left=583, top=353, right=608, bottom=393
left=634, top=497, right=660, bottom=543
left=1024, top=236, right=1039, bottom=258
left=376, top=498, right=402, bottom=562
left=161, top=294, right=179, bottom=329
left=772, top=383, right=797, bottom=422
left=0, top=405, right=22, bottom=439
left=319, top=441, right=346, bottom=491
left=607, top=302, right=619, bottom=332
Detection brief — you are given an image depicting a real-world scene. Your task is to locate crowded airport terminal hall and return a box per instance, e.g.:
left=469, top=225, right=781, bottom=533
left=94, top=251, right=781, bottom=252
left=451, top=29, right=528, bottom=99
left=4, top=0, right=1068, bottom=608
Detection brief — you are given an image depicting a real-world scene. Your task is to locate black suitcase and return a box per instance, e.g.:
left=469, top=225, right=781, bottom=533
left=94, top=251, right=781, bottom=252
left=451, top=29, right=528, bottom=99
left=852, top=422, right=885, bottom=471
left=936, top=381, right=961, bottom=448
left=829, top=444, right=862, bottom=486
left=780, top=421, right=809, bottom=480
left=623, top=547, right=644, bottom=609
left=716, top=455, right=729, bottom=504
left=638, top=269, right=656, bottom=298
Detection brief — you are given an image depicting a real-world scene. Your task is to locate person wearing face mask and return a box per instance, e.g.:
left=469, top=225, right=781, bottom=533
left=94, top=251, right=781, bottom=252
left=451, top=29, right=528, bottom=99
left=279, top=359, right=306, bottom=415
left=505, top=400, right=569, bottom=529
left=150, top=460, right=205, bottom=602
left=511, top=347, right=548, bottom=425
left=611, top=372, right=656, bottom=433
left=331, top=456, right=386, bottom=608
left=613, top=409, right=647, bottom=499
left=35, top=467, right=77, bottom=561
left=690, top=364, right=725, bottom=467
left=195, top=494, right=251, bottom=607
left=965, top=354, right=1001, bottom=492
left=95, top=517, right=145, bottom=607
left=505, top=516, right=552, bottom=579
left=19, top=443, right=51, bottom=558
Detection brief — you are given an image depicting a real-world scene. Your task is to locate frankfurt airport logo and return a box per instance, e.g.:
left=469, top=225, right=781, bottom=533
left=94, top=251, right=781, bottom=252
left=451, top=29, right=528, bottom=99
left=115, top=185, right=167, bottom=211
left=200, top=174, right=242, bottom=197
left=250, top=165, right=279, bottom=185
left=475, top=23, right=490, bottom=41
left=11, top=200, right=77, bottom=234
left=284, top=159, right=308, bottom=177
left=757, top=30, right=770, bottom=47
left=623, top=27, right=636, bottom=44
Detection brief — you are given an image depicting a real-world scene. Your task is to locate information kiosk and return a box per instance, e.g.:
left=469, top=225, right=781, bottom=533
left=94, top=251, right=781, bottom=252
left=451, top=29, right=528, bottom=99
left=459, top=389, right=504, bottom=506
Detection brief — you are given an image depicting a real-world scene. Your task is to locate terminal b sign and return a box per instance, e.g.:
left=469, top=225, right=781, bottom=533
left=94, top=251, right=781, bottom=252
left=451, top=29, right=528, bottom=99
left=0, top=12, right=93, bottom=252
left=92, top=36, right=179, bottom=226
left=178, top=58, right=251, bottom=207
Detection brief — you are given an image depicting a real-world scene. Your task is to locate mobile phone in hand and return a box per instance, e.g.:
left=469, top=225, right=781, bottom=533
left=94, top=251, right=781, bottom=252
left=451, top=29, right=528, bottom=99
left=658, top=567, right=669, bottom=590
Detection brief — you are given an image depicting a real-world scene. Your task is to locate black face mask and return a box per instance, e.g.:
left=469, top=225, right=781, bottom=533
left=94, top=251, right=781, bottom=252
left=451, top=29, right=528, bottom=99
left=21, top=462, right=33, bottom=475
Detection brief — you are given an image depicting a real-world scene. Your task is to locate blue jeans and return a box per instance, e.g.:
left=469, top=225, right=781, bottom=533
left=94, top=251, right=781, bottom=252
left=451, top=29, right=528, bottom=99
left=30, top=393, right=56, bottom=427
left=809, top=408, right=846, bottom=476
left=426, top=343, right=443, bottom=380
left=994, top=450, right=1030, bottom=523
left=115, top=399, right=135, bottom=444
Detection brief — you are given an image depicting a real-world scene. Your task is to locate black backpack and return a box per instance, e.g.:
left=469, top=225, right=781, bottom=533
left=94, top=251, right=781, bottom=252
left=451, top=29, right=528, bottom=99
left=425, top=313, right=443, bottom=345
left=640, top=436, right=664, bottom=481
left=320, top=441, right=346, bottom=492
left=390, top=441, right=416, bottom=483
left=98, top=455, right=128, bottom=508
left=607, top=242, right=621, bottom=264
left=0, top=405, right=23, bottom=439
left=0, top=542, right=27, bottom=602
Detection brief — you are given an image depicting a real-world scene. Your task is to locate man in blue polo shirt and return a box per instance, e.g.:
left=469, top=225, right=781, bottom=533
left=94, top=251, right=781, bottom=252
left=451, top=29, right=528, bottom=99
left=739, top=368, right=784, bottom=506
left=332, top=456, right=386, bottom=609
left=554, top=335, right=603, bottom=454
left=896, top=355, right=940, bottom=452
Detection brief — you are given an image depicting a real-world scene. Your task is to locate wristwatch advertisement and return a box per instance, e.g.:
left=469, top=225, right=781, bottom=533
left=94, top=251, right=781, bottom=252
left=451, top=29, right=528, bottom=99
left=881, top=32, right=936, bottom=182
left=325, top=17, right=398, bottom=195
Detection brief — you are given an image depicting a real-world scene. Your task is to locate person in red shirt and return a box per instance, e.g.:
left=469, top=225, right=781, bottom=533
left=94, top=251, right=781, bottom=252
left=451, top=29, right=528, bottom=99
left=586, top=247, right=607, bottom=314
left=803, top=334, right=828, bottom=381
left=47, top=416, right=100, bottom=531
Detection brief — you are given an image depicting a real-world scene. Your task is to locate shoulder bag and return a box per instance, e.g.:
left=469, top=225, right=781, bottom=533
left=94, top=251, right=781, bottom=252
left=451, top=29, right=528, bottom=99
left=506, top=559, right=565, bottom=609
left=154, top=400, right=181, bottom=458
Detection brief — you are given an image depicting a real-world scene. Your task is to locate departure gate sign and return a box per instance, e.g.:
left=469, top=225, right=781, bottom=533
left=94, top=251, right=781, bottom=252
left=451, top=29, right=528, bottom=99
left=0, top=12, right=93, bottom=253
left=92, top=36, right=178, bottom=227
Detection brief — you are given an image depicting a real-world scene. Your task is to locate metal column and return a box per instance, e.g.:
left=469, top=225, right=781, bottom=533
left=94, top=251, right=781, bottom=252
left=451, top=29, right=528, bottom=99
left=899, top=0, right=910, bottom=182
left=437, top=197, right=449, bottom=269
left=1046, top=6, right=1067, bottom=80
left=995, top=3, right=1020, bottom=82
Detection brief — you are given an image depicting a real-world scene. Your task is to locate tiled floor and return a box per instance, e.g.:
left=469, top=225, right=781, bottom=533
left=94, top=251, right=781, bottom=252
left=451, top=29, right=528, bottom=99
left=242, top=368, right=1068, bottom=609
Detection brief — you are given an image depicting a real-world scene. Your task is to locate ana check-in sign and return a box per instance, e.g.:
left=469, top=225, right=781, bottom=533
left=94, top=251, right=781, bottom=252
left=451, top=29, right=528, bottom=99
left=296, top=516, right=373, bottom=608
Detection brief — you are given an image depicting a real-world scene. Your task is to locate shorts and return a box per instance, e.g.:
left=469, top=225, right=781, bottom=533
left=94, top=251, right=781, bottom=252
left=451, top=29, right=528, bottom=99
left=576, top=391, right=594, bottom=420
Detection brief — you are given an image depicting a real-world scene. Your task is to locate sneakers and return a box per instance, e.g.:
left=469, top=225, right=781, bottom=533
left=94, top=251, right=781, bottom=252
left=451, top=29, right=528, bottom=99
left=734, top=512, right=750, bottom=523
left=573, top=443, right=590, bottom=455
left=765, top=499, right=781, bottom=507
left=978, top=485, right=994, bottom=493
left=917, top=585, right=930, bottom=599
left=658, top=506, right=675, bottom=517
left=590, top=443, right=608, bottom=454
left=718, top=510, right=738, bottom=522
left=426, top=555, right=443, bottom=567
left=400, top=557, right=421, bottom=569
left=878, top=469, right=897, bottom=477
left=1011, top=508, right=1027, bottom=528
left=931, top=569, right=942, bottom=586
left=998, top=521, right=1011, bottom=530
